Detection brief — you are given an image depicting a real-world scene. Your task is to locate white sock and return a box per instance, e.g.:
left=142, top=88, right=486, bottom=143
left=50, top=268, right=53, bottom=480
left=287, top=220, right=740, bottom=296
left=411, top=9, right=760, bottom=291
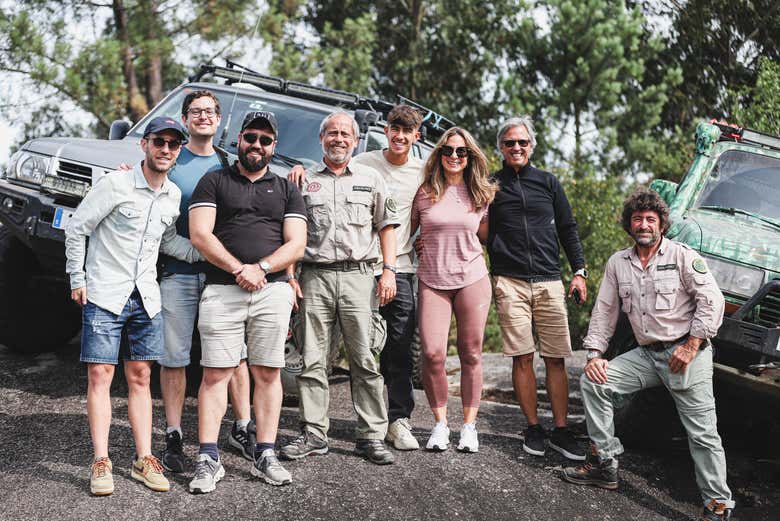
left=236, top=419, right=251, bottom=431
left=166, top=426, right=183, bottom=437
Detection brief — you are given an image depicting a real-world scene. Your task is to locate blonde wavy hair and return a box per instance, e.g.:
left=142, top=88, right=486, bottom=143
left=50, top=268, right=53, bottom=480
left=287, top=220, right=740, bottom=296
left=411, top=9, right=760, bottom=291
left=421, top=127, right=497, bottom=210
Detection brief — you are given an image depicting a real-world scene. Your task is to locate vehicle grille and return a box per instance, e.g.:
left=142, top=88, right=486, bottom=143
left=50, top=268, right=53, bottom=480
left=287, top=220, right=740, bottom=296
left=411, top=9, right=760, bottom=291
left=757, top=283, right=780, bottom=327
left=56, top=160, right=92, bottom=185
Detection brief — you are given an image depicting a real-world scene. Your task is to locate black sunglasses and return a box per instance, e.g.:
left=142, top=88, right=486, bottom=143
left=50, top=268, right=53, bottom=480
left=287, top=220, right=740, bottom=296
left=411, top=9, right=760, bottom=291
left=441, top=145, right=470, bottom=158
left=502, top=139, right=531, bottom=148
left=242, top=132, right=275, bottom=146
left=145, top=137, right=182, bottom=150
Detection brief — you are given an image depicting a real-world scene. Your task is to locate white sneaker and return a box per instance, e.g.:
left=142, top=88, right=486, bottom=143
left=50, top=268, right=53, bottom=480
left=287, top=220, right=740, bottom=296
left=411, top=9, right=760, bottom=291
left=426, top=422, right=450, bottom=451
left=386, top=418, right=420, bottom=450
left=457, top=423, right=479, bottom=453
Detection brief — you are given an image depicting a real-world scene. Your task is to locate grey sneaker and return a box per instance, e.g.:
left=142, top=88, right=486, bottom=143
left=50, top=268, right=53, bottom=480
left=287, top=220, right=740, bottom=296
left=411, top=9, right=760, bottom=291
left=188, top=454, right=225, bottom=494
left=561, top=444, right=619, bottom=490
left=280, top=431, right=329, bottom=460
left=228, top=420, right=256, bottom=461
left=252, top=449, right=292, bottom=486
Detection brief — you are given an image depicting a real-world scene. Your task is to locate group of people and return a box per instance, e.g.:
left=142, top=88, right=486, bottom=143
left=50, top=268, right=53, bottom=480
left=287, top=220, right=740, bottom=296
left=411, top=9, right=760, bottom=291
left=64, top=89, right=734, bottom=520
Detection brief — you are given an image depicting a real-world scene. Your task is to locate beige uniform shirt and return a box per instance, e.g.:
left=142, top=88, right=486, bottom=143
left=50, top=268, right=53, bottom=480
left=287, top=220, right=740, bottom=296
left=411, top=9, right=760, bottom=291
left=301, top=160, right=399, bottom=263
left=351, top=150, right=424, bottom=274
left=583, top=237, right=725, bottom=353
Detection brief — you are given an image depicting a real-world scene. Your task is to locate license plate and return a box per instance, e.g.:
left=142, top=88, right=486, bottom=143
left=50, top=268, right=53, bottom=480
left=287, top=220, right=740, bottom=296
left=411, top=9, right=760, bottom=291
left=52, top=207, right=74, bottom=230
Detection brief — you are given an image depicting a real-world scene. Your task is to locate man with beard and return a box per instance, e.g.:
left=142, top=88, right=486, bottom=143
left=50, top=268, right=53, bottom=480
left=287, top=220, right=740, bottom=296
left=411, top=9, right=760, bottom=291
left=65, top=117, right=203, bottom=495
left=562, top=189, right=734, bottom=521
left=187, top=111, right=307, bottom=492
left=280, top=110, right=399, bottom=465
left=156, top=90, right=254, bottom=474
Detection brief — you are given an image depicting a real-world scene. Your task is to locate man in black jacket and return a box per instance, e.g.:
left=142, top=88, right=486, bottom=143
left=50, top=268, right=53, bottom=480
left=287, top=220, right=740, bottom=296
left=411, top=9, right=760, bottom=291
left=487, top=116, right=587, bottom=461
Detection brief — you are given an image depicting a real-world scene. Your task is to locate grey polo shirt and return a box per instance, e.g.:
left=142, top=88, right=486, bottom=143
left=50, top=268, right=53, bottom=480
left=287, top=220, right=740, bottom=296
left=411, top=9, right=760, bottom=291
left=65, top=164, right=203, bottom=317
left=301, top=160, right=399, bottom=264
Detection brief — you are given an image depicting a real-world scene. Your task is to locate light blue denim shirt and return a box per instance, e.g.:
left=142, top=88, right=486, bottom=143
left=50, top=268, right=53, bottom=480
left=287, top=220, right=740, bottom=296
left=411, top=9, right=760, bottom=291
left=65, top=163, right=203, bottom=317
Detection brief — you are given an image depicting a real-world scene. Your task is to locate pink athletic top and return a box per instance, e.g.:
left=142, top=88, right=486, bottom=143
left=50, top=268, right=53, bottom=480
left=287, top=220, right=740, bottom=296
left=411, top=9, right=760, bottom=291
left=412, top=183, right=489, bottom=290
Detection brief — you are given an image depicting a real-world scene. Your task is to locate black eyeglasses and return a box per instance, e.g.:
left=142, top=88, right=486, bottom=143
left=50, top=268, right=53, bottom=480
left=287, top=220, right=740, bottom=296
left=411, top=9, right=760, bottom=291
left=145, top=137, right=182, bottom=150
left=187, top=107, right=218, bottom=118
left=441, top=145, right=470, bottom=158
left=502, top=139, right=531, bottom=148
left=242, top=132, right=275, bottom=146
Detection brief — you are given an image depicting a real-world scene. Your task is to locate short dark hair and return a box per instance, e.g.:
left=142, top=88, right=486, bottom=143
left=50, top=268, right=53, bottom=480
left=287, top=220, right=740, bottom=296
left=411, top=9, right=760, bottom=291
left=387, top=104, right=422, bottom=130
left=181, top=90, right=221, bottom=116
left=621, top=188, right=671, bottom=234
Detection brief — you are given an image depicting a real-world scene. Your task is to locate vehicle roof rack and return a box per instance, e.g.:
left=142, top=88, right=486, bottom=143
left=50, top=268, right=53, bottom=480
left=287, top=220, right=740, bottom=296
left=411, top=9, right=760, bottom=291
left=190, top=61, right=455, bottom=139
left=709, top=119, right=780, bottom=152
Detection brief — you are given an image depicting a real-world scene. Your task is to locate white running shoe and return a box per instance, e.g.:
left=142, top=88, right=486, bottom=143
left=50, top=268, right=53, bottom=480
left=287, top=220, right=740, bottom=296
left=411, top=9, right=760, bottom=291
left=386, top=418, right=420, bottom=450
left=426, top=422, right=450, bottom=451
left=457, top=423, right=479, bottom=453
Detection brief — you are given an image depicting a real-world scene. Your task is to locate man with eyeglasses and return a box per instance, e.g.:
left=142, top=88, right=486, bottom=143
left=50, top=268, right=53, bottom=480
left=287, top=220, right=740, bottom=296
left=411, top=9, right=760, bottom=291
left=65, top=117, right=203, bottom=495
left=187, top=111, right=307, bottom=492
left=156, top=90, right=255, bottom=475
left=486, top=115, right=587, bottom=461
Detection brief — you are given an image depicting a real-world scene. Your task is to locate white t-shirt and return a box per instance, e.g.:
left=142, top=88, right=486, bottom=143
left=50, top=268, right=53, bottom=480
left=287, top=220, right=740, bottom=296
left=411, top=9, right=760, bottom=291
left=351, top=149, right=424, bottom=274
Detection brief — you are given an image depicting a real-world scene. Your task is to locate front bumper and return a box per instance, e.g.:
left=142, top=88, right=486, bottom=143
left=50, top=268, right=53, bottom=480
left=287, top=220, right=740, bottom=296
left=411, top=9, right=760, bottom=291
left=714, top=280, right=780, bottom=359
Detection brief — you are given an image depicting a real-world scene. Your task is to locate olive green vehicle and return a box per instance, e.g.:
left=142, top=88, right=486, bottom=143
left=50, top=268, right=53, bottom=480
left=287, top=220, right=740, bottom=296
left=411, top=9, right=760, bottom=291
left=649, top=121, right=780, bottom=394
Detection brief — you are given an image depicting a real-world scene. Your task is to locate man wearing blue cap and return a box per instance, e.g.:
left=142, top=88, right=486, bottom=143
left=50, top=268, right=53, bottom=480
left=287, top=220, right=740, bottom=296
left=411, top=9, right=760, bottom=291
left=65, top=116, right=204, bottom=496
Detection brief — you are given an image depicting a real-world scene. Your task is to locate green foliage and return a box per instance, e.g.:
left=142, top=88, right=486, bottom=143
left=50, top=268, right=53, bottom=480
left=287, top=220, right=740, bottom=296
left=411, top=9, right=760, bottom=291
left=728, top=58, right=780, bottom=135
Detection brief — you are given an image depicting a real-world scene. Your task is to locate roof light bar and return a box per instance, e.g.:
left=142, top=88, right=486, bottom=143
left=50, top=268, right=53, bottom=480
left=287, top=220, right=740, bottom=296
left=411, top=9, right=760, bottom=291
left=741, top=128, right=780, bottom=151
left=285, top=82, right=360, bottom=105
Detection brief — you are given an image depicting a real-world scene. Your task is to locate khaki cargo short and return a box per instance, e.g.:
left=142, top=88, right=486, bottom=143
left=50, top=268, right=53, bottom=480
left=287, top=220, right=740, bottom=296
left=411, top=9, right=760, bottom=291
left=492, top=275, right=572, bottom=358
left=198, top=282, right=294, bottom=368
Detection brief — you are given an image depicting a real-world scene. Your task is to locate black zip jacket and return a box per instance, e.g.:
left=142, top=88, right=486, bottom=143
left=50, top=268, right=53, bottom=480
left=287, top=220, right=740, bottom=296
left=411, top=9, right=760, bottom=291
left=487, top=162, right=584, bottom=281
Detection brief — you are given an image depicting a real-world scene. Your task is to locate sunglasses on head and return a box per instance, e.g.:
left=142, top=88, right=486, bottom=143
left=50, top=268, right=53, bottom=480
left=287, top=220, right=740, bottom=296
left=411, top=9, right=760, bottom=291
left=502, top=139, right=531, bottom=148
left=441, top=145, right=470, bottom=158
left=242, top=132, right=275, bottom=146
left=145, top=137, right=182, bottom=150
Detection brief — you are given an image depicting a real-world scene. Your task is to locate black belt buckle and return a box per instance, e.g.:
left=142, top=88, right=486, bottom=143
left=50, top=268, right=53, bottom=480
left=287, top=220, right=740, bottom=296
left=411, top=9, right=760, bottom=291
left=643, top=334, right=689, bottom=352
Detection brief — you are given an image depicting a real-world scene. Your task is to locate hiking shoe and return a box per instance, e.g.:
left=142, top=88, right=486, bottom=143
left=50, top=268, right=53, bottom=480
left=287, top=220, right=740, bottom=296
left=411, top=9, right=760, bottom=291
left=426, top=422, right=450, bottom=451
left=548, top=427, right=585, bottom=461
left=160, top=430, right=185, bottom=473
left=252, top=449, right=292, bottom=486
left=228, top=420, right=256, bottom=461
left=188, top=454, right=225, bottom=494
left=355, top=439, right=395, bottom=465
left=457, top=423, right=479, bottom=453
left=561, top=444, right=619, bottom=490
left=699, top=500, right=733, bottom=521
left=522, top=424, right=546, bottom=456
left=90, top=457, right=114, bottom=496
left=131, top=455, right=170, bottom=492
left=280, top=431, right=329, bottom=460
left=386, top=418, right=420, bottom=450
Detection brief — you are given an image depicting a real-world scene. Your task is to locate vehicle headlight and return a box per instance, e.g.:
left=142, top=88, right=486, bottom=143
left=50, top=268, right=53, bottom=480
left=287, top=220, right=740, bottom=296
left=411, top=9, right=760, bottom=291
left=7, top=150, right=50, bottom=185
left=703, top=254, right=764, bottom=298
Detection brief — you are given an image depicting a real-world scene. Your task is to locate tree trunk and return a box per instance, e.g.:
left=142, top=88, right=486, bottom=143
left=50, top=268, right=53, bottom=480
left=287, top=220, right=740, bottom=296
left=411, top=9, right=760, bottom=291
left=144, top=0, right=163, bottom=107
left=574, top=105, right=583, bottom=179
left=112, top=0, right=147, bottom=121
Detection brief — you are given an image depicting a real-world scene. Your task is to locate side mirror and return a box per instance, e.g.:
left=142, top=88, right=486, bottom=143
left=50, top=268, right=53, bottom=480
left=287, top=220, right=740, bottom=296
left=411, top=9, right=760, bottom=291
left=354, top=109, right=379, bottom=135
left=109, top=120, right=132, bottom=140
left=649, top=178, right=679, bottom=206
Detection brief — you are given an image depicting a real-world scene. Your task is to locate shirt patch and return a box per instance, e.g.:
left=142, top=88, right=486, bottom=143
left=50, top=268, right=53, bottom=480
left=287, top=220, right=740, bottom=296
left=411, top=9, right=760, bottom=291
left=692, top=258, right=708, bottom=274
left=307, top=182, right=321, bottom=192
left=657, top=264, right=677, bottom=271
left=386, top=198, right=397, bottom=213
left=353, top=185, right=373, bottom=193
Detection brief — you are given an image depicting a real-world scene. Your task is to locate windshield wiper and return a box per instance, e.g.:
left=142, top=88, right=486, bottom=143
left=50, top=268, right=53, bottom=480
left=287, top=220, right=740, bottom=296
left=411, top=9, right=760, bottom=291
left=698, top=205, right=780, bottom=230
left=271, top=153, right=303, bottom=168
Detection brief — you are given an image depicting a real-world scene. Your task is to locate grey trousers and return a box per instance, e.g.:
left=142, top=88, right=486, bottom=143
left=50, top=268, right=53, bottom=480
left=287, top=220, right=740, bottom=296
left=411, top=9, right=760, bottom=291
left=580, top=345, right=734, bottom=509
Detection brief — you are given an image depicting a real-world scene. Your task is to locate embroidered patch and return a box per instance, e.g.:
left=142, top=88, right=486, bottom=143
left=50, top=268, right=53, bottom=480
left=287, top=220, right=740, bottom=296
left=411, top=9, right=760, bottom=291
left=307, top=182, right=321, bottom=192
left=657, top=264, right=677, bottom=271
left=386, top=198, right=397, bottom=212
left=352, top=185, right=373, bottom=193
left=692, top=258, right=708, bottom=274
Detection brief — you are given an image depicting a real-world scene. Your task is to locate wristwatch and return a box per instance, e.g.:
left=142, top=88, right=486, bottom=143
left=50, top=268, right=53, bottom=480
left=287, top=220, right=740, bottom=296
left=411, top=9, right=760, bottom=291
left=258, top=260, right=271, bottom=274
left=586, top=350, right=602, bottom=360
left=383, top=263, right=397, bottom=274
left=574, top=268, right=589, bottom=279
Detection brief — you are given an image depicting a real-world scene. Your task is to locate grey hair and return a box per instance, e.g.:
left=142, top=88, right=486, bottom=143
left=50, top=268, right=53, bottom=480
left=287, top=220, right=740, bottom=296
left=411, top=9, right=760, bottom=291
left=319, top=110, right=360, bottom=138
left=496, top=115, right=537, bottom=151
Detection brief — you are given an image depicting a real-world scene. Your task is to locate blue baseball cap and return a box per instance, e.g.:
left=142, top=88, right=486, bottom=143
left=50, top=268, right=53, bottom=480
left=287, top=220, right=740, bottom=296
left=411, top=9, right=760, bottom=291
left=143, top=116, right=188, bottom=142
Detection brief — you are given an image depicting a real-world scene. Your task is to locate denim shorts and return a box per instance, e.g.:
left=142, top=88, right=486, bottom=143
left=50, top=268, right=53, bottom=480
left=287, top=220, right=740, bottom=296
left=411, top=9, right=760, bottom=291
left=80, top=289, right=164, bottom=364
left=159, top=272, right=206, bottom=368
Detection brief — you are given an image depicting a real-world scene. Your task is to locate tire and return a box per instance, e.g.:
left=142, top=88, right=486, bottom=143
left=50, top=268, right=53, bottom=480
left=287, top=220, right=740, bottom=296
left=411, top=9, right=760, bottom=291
left=0, top=227, right=81, bottom=353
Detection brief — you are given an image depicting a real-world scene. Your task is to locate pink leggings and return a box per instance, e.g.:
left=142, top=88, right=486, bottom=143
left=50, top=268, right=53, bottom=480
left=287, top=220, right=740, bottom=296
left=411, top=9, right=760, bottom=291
left=419, top=276, right=492, bottom=409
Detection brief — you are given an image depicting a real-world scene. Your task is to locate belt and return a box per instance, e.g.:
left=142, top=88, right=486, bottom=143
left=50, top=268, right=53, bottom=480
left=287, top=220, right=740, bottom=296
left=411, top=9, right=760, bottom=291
left=641, top=334, right=689, bottom=352
left=304, top=261, right=370, bottom=272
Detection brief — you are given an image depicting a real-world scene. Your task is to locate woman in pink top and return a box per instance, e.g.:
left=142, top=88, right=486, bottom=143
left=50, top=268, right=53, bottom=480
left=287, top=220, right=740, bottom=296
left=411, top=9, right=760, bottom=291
left=410, top=127, right=497, bottom=453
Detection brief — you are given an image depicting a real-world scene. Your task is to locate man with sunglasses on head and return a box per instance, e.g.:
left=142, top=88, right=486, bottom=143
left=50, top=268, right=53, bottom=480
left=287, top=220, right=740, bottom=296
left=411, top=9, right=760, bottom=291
left=156, top=90, right=255, bottom=475
left=65, top=117, right=203, bottom=496
left=486, top=116, right=587, bottom=461
left=187, top=111, right=307, bottom=492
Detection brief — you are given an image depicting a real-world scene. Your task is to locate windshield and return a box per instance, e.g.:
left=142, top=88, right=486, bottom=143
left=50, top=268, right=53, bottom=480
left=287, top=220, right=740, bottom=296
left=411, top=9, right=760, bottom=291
left=128, top=85, right=328, bottom=169
left=695, top=150, right=780, bottom=221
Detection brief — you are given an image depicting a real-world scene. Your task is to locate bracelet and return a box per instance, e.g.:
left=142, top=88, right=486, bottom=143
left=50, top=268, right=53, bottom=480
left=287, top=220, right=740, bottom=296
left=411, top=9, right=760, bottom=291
left=285, top=274, right=297, bottom=281
left=383, top=263, right=397, bottom=274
